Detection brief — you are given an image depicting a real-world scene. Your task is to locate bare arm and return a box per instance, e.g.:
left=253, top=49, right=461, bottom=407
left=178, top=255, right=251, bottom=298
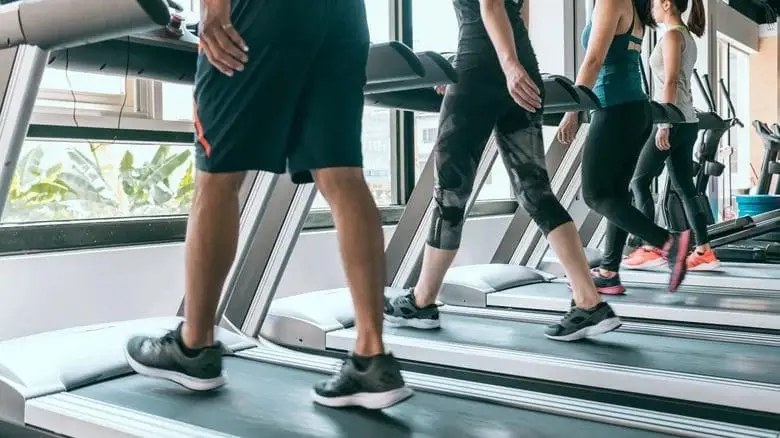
left=479, top=0, right=519, bottom=71
left=479, top=0, right=541, bottom=111
left=575, top=0, right=622, bottom=88
left=661, top=31, right=684, bottom=105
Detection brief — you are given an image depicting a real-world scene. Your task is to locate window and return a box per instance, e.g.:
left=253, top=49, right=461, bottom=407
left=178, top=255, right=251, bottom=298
left=411, top=0, right=512, bottom=201
left=311, top=107, right=394, bottom=209
left=2, top=141, right=195, bottom=224
left=311, top=1, right=393, bottom=209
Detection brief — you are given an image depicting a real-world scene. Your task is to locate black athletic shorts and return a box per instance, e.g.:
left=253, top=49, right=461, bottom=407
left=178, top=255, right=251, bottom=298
left=193, top=0, right=370, bottom=184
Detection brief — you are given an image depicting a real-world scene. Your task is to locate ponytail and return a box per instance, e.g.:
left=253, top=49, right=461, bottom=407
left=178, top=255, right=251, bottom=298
left=686, top=0, right=706, bottom=37
left=634, top=0, right=657, bottom=28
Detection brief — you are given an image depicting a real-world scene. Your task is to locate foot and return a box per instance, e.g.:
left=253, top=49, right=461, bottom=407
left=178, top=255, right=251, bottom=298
left=383, top=289, right=440, bottom=329
left=312, top=353, right=414, bottom=409
left=686, top=247, right=721, bottom=271
left=621, top=247, right=666, bottom=270
left=590, top=268, right=626, bottom=295
left=545, top=302, right=622, bottom=341
left=125, top=322, right=226, bottom=391
left=665, top=230, right=691, bottom=292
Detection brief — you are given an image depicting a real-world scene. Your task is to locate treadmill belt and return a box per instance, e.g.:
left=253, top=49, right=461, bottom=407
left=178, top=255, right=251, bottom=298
left=371, top=314, right=780, bottom=385
left=71, top=356, right=675, bottom=438
left=494, top=282, right=780, bottom=314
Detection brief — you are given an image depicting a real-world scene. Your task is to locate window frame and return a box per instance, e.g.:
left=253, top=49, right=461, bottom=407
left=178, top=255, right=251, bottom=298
left=0, top=0, right=525, bottom=254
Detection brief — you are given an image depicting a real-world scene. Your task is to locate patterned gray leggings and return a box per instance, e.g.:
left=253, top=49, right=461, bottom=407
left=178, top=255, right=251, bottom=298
left=427, top=87, right=573, bottom=250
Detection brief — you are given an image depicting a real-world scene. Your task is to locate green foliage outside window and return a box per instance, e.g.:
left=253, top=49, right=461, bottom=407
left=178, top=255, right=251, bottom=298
left=4, top=143, right=194, bottom=223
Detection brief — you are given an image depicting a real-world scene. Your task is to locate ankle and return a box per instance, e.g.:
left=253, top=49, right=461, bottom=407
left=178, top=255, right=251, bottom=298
left=572, top=293, right=601, bottom=309
left=354, top=335, right=384, bottom=356
left=181, top=323, right=214, bottom=350
left=411, top=287, right=436, bottom=308
left=598, top=268, right=617, bottom=278
left=695, top=244, right=710, bottom=254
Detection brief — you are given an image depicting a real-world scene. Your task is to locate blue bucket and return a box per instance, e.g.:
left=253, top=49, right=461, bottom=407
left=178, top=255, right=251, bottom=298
left=736, top=195, right=780, bottom=217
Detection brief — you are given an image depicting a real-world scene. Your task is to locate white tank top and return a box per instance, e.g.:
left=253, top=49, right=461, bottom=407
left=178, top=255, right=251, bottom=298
left=649, top=25, right=698, bottom=123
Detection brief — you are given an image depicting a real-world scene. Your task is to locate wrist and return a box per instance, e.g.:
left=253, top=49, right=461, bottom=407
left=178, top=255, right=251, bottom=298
left=658, top=123, right=671, bottom=129
left=499, top=56, right=520, bottom=73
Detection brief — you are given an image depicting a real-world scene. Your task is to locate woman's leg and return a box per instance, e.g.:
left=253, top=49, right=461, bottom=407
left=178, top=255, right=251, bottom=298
left=622, top=127, right=671, bottom=270
left=581, top=101, right=690, bottom=292
left=494, top=112, right=621, bottom=341
left=383, top=87, right=497, bottom=329
left=667, top=123, right=721, bottom=270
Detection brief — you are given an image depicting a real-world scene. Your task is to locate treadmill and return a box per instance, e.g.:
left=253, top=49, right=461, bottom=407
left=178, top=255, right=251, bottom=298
left=253, top=68, right=780, bottom=425
left=0, top=3, right=729, bottom=437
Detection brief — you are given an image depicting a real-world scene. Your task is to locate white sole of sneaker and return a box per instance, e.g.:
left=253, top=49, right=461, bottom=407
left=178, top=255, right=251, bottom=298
left=384, top=315, right=441, bottom=329
left=621, top=258, right=666, bottom=270
left=544, top=317, right=623, bottom=342
left=311, top=386, right=414, bottom=410
left=688, top=260, right=721, bottom=271
left=125, top=349, right=227, bottom=392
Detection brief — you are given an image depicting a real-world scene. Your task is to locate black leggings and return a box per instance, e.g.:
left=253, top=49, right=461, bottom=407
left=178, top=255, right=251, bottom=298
left=631, top=123, right=709, bottom=246
left=582, top=100, right=670, bottom=271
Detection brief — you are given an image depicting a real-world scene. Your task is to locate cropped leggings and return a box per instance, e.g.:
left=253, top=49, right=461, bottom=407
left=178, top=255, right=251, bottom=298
left=631, top=123, right=709, bottom=246
left=427, top=85, right=572, bottom=250
left=581, top=100, right=671, bottom=271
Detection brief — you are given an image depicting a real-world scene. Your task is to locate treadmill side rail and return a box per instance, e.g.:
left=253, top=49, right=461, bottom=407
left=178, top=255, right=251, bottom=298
left=440, top=264, right=550, bottom=307
left=0, top=317, right=252, bottom=425
left=261, top=287, right=406, bottom=349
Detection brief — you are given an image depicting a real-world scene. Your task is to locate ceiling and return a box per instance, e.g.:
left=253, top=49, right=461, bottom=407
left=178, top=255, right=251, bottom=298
left=728, top=0, right=780, bottom=24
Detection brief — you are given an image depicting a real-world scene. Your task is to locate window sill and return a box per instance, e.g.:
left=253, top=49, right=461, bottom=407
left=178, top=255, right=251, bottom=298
left=0, top=200, right=517, bottom=255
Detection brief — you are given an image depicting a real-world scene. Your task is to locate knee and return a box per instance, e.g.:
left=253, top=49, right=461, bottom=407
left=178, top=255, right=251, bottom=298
left=194, top=170, right=245, bottom=202
left=517, top=191, right=572, bottom=235
left=312, top=168, right=369, bottom=204
left=629, top=176, right=651, bottom=197
left=427, top=189, right=469, bottom=250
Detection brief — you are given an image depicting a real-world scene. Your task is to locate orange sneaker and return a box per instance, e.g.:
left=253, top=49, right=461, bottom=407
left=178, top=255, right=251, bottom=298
left=621, top=247, right=666, bottom=270
left=686, top=248, right=721, bottom=271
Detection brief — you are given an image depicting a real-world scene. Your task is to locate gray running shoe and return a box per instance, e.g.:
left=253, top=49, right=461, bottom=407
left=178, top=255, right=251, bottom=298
left=383, top=290, right=440, bottom=329
left=312, top=353, right=413, bottom=409
left=125, top=322, right=226, bottom=391
left=545, top=302, right=622, bottom=341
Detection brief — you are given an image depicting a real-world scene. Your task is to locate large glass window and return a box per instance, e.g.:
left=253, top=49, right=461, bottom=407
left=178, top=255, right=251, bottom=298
left=2, top=141, right=194, bottom=223
left=411, top=0, right=512, bottom=201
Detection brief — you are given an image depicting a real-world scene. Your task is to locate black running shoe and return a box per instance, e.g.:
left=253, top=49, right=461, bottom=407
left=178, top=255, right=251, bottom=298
left=384, top=289, right=440, bottom=329
left=312, top=353, right=414, bottom=409
left=125, top=323, right=226, bottom=391
left=545, top=302, right=622, bottom=341
left=665, top=230, right=691, bottom=292
left=590, top=268, right=626, bottom=295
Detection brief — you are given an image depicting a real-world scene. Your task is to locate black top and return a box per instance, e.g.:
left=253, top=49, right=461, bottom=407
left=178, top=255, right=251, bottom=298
left=452, top=0, right=523, bottom=25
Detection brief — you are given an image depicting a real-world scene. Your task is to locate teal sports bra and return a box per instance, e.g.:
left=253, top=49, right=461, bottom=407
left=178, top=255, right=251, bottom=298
left=582, top=13, right=647, bottom=107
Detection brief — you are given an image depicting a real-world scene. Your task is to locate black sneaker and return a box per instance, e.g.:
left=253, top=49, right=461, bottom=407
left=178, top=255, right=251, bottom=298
left=383, top=289, right=440, bottom=329
left=590, top=268, right=626, bottom=295
left=544, top=302, right=622, bottom=341
left=312, top=353, right=414, bottom=410
left=125, top=322, right=226, bottom=391
left=665, top=230, right=691, bottom=292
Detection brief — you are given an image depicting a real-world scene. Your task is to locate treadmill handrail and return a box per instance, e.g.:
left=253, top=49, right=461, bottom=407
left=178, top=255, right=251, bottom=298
left=650, top=101, right=685, bottom=124
left=0, top=0, right=171, bottom=50
left=364, top=51, right=456, bottom=94
left=366, top=41, right=427, bottom=85
left=364, top=74, right=601, bottom=115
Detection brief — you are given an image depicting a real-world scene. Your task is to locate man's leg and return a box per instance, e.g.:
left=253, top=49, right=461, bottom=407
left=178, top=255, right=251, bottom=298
left=287, top=0, right=411, bottom=410
left=384, top=89, right=495, bottom=329
left=125, top=0, right=316, bottom=391
left=313, top=168, right=385, bottom=357
left=181, top=171, right=245, bottom=349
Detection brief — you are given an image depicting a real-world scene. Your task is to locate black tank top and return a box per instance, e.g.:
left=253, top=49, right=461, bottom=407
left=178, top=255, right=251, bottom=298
left=452, top=0, right=522, bottom=26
